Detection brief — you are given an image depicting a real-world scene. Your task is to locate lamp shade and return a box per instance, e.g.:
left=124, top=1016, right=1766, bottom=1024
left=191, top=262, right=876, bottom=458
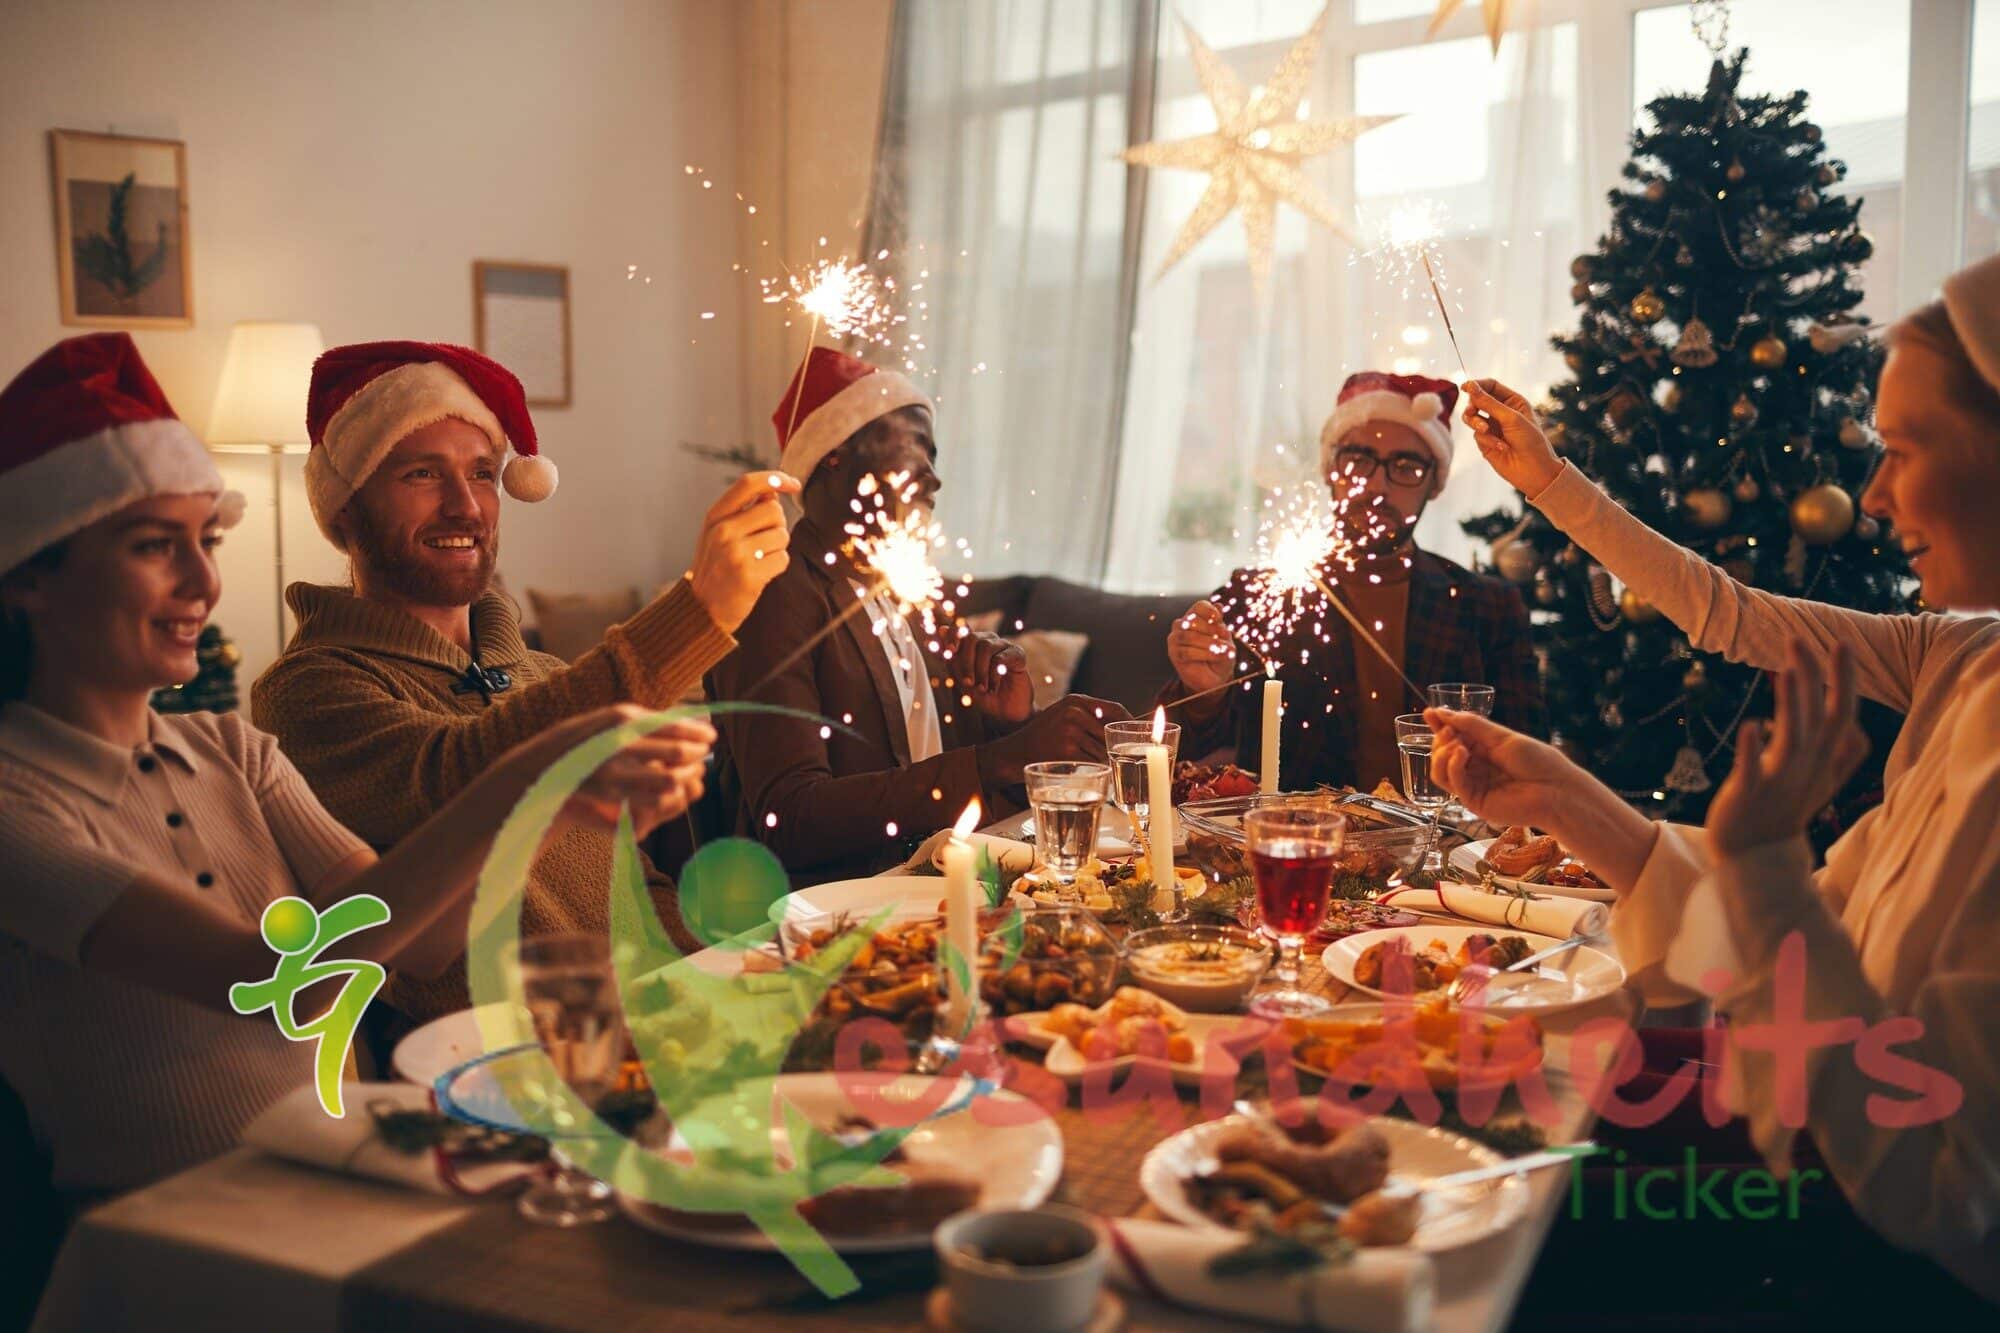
left=207, top=321, right=324, bottom=446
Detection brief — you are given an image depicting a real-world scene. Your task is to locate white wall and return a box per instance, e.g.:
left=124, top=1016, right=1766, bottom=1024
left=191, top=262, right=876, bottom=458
left=0, top=0, right=751, bottom=682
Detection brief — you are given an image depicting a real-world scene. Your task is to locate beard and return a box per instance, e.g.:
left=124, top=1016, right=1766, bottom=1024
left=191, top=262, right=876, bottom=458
left=346, top=503, right=497, bottom=609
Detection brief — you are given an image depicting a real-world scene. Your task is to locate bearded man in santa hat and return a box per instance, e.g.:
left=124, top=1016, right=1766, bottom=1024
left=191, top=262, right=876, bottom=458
left=1160, top=371, right=1545, bottom=792
left=253, top=341, right=789, bottom=1020
left=705, top=348, right=1130, bottom=883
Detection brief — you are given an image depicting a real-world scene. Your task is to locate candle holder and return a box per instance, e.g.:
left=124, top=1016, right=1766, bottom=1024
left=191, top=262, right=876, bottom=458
left=916, top=995, right=1002, bottom=1079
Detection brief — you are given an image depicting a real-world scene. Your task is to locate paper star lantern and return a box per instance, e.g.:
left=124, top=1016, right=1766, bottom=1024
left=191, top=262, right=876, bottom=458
left=1120, top=3, right=1397, bottom=290
left=1429, top=0, right=1519, bottom=55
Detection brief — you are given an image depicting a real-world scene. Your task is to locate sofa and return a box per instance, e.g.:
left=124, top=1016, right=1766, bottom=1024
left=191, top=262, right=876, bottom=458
left=955, top=574, right=1207, bottom=717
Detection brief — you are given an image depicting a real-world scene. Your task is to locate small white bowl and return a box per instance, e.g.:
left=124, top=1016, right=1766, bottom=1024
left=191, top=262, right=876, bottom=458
left=934, top=1206, right=1106, bottom=1333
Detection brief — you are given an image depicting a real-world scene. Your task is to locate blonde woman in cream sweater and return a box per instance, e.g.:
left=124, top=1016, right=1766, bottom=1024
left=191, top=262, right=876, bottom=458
left=1431, top=251, right=2000, bottom=1303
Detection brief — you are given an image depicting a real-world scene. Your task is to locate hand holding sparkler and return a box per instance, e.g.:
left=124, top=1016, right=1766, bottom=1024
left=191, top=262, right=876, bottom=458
left=1167, top=600, right=1238, bottom=696
left=962, top=633, right=1032, bottom=723
left=1461, top=379, right=1564, bottom=497
left=685, top=471, right=801, bottom=632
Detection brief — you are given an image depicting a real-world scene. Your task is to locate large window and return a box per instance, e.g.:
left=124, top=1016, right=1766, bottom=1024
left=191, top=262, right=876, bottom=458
left=1973, top=0, right=2000, bottom=259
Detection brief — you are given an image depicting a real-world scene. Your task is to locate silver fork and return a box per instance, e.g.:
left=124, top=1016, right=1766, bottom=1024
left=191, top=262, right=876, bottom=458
left=1447, top=935, right=1589, bottom=1005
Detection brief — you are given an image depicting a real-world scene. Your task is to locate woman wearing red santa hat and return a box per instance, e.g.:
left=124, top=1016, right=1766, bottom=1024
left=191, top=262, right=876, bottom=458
left=1445, top=251, right=2000, bottom=1309
left=0, top=334, right=708, bottom=1206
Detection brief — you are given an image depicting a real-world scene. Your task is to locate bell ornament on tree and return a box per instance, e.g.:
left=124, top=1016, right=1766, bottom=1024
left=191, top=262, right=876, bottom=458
left=1672, top=317, right=1719, bottom=368
left=1619, top=587, right=1663, bottom=623
left=1629, top=287, right=1666, bottom=324
left=1683, top=487, right=1733, bottom=530
left=1749, top=335, right=1788, bottom=370
left=1665, top=745, right=1714, bottom=794
left=1602, top=701, right=1626, bottom=729
left=1729, top=394, right=1759, bottom=430
left=1791, top=484, right=1856, bottom=545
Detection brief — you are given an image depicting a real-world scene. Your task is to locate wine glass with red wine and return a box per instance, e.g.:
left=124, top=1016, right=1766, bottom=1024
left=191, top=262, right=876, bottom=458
left=1245, top=802, right=1347, bottom=1018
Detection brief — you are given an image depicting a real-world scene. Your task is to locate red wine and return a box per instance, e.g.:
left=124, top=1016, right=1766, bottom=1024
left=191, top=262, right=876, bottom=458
left=1250, top=845, right=1336, bottom=936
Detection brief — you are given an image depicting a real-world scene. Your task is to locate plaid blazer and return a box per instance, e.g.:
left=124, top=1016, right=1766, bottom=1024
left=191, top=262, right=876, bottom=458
left=1157, top=549, right=1546, bottom=791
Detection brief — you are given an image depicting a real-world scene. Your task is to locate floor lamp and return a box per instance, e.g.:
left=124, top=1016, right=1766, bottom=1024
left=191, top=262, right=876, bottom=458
left=206, top=321, right=325, bottom=645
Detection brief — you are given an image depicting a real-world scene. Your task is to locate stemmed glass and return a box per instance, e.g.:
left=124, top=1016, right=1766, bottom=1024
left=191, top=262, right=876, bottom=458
left=1105, top=719, right=1179, bottom=849
left=1245, top=802, right=1347, bottom=1018
left=512, top=933, right=624, bottom=1226
left=1024, top=761, right=1110, bottom=902
left=1395, top=713, right=1452, bottom=874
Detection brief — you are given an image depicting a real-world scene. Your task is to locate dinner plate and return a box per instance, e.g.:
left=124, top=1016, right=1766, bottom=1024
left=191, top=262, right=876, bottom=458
left=1139, top=1112, right=1528, bottom=1252
left=1284, top=1001, right=1549, bottom=1095
left=615, top=1072, right=1063, bottom=1253
left=1321, top=925, right=1625, bottom=1016
left=1006, top=1008, right=1270, bottom=1088
left=1449, top=839, right=1616, bottom=903
left=767, top=875, right=946, bottom=928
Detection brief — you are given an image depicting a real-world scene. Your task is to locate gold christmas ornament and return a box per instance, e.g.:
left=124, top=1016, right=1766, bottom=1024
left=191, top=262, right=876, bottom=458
left=1838, top=417, right=1868, bottom=449
left=1665, top=745, right=1713, bottom=794
left=1607, top=388, right=1646, bottom=427
left=1564, top=348, right=1587, bottom=372
left=1672, top=317, right=1719, bottom=368
left=1749, top=335, right=1788, bottom=370
left=1725, top=158, right=1746, bottom=183
left=1733, top=475, right=1761, bottom=503
left=1629, top=287, right=1666, bottom=324
left=1791, top=483, right=1856, bottom=545
left=1730, top=394, right=1759, bottom=429
left=1569, top=255, right=1595, bottom=281
left=1493, top=536, right=1539, bottom=584
left=1682, top=487, right=1732, bottom=530
left=1619, top=587, right=1663, bottom=622
left=1660, top=381, right=1683, bottom=412
left=1534, top=571, right=1560, bottom=605
left=1817, top=163, right=1839, bottom=186
left=1120, top=5, right=1396, bottom=291
left=1683, top=660, right=1709, bottom=690
left=1570, top=281, right=1592, bottom=303
left=217, top=641, right=243, bottom=669
left=1856, top=514, right=1880, bottom=540
left=1842, top=230, right=1874, bottom=261
left=1645, top=179, right=1668, bottom=203
left=1803, top=123, right=1823, bottom=143
left=1795, top=189, right=1820, bottom=211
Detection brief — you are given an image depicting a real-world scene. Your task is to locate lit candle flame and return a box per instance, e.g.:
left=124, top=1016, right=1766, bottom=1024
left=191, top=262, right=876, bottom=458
left=1151, top=705, right=1166, bottom=744
left=952, top=798, right=982, bottom=840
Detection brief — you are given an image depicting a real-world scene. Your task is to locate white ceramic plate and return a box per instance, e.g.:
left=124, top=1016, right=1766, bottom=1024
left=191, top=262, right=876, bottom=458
left=1283, top=1001, right=1552, bottom=1095
left=1007, top=1006, right=1270, bottom=1088
left=1449, top=839, right=1616, bottom=903
left=1321, top=925, right=1625, bottom=1016
left=1139, top=1112, right=1528, bottom=1252
left=768, top=876, right=946, bottom=928
left=615, top=1072, right=1063, bottom=1253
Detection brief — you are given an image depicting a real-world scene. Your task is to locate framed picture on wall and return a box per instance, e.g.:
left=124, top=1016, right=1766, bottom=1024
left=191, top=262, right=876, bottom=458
left=473, top=260, right=571, bottom=406
left=49, top=130, right=193, bottom=328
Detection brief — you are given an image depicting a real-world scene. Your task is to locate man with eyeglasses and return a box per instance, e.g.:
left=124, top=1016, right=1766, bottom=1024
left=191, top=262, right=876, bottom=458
left=1159, top=371, right=1545, bottom=792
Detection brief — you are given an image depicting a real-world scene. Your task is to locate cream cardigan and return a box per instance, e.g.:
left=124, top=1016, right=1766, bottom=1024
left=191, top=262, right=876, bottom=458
left=1531, top=462, right=2000, bottom=1300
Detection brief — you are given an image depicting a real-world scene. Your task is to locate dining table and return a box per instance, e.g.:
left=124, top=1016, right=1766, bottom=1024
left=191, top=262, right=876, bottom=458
left=32, top=808, right=1629, bottom=1333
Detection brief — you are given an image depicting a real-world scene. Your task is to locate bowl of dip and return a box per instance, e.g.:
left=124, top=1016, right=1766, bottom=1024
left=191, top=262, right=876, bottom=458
left=1122, top=925, right=1273, bottom=1012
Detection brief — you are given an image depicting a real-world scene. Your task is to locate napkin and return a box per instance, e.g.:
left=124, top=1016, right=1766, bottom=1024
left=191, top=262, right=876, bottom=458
left=241, top=1081, right=544, bottom=1197
left=1104, top=1218, right=1434, bottom=1333
left=919, top=829, right=1037, bottom=874
left=1377, top=879, right=1608, bottom=939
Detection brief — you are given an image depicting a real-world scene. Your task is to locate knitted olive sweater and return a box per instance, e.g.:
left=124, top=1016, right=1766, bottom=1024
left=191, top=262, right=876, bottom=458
left=252, top=578, right=730, bottom=1022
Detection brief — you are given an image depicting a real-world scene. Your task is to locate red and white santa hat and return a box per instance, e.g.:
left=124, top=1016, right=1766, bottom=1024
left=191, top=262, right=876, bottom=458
left=1320, top=371, right=1459, bottom=484
left=772, top=347, right=932, bottom=482
left=0, top=332, right=243, bottom=574
left=304, top=340, right=556, bottom=542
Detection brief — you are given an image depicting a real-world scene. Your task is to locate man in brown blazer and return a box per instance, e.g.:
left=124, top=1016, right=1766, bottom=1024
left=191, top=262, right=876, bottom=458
left=707, top=348, right=1127, bottom=883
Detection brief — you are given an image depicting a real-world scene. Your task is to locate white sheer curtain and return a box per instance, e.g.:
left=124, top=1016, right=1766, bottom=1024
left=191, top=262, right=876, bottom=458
left=1106, top=0, right=1591, bottom=593
left=865, top=0, right=1148, bottom=583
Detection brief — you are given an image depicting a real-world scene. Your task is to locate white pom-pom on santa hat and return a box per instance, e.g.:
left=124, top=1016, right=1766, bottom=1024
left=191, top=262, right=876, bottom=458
left=502, top=452, right=559, bottom=502
left=214, top=489, right=248, bottom=528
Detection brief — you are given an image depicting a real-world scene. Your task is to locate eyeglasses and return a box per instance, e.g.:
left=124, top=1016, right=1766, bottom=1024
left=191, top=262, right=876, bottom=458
left=1332, top=447, right=1433, bottom=487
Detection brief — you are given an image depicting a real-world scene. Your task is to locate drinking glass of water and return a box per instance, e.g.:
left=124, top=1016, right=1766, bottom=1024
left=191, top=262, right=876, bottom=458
left=1395, top=713, right=1451, bottom=873
left=1024, top=761, right=1110, bottom=899
left=1245, top=801, right=1346, bottom=1018
left=1105, top=719, right=1178, bottom=847
left=512, top=933, right=624, bottom=1226
left=1427, top=682, right=1495, bottom=716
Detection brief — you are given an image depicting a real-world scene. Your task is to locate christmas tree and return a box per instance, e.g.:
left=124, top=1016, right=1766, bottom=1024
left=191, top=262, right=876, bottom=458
left=151, top=624, right=241, bottom=714
left=1464, top=51, right=1912, bottom=824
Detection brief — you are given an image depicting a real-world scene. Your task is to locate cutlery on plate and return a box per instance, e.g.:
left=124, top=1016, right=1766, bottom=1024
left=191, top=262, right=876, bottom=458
left=1448, top=935, right=1589, bottom=1004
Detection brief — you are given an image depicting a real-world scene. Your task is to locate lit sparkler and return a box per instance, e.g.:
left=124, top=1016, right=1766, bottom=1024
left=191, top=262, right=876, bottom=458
left=1362, top=200, right=1467, bottom=375
left=760, top=256, right=904, bottom=346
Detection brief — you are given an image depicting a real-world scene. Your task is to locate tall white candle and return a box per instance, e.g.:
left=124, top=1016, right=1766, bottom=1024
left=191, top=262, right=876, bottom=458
left=1260, top=675, right=1283, bottom=794
left=1145, top=741, right=1174, bottom=904
left=942, top=799, right=982, bottom=1034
